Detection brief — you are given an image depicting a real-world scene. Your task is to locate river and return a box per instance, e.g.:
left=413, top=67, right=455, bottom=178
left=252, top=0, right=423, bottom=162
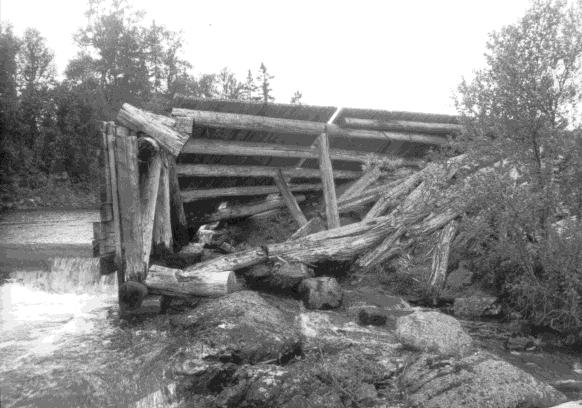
left=0, top=210, right=177, bottom=408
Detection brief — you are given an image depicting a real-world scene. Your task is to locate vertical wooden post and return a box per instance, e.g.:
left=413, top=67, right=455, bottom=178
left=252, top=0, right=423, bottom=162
left=273, top=169, right=308, bottom=227
left=106, top=122, right=122, bottom=276
left=139, top=137, right=162, bottom=267
left=114, top=126, right=146, bottom=283
left=153, top=150, right=174, bottom=255
left=317, top=129, right=340, bottom=229
left=168, top=155, right=190, bottom=247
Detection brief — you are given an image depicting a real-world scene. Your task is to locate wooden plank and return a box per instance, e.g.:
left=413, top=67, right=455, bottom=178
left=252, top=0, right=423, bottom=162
left=173, top=109, right=448, bottom=145
left=168, top=156, right=189, bottom=247
left=273, top=169, right=308, bottom=226
left=176, top=163, right=361, bottom=180
left=139, top=138, right=162, bottom=266
left=181, top=183, right=323, bottom=202
left=117, top=103, right=189, bottom=156
left=153, top=151, right=173, bottom=255
left=181, top=137, right=424, bottom=166
left=339, top=167, right=382, bottom=201
left=193, top=195, right=306, bottom=223
left=342, top=117, right=462, bottom=134
left=114, top=126, right=146, bottom=283
left=317, top=131, right=340, bottom=229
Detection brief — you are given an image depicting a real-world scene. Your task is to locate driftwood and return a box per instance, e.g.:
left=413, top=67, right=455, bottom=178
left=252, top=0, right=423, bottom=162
left=146, top=264, right=237, bottom=297
left=317, top=131, right=340, bottom=229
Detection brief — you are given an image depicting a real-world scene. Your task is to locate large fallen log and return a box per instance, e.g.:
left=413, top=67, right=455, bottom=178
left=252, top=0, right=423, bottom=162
left=146, top=264, right=237, bottom=297
left=172, top=109, right=448, bottom=146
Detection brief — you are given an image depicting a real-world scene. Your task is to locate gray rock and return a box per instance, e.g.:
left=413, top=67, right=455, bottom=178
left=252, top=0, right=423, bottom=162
left=401, top=351, right=567, bottom=408
left=454, top=296, right=501, bottom=318
left=396, top=311, right=473, bottom=356
left=170, top=291, right=301, bottom=365
left=298, top=277, right=342, bottom=309
left=549, top=401, right=582, bottom=408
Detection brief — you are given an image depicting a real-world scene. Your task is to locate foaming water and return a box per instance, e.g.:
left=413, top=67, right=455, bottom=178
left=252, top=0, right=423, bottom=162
left=0, top=257, right=174, bottom=408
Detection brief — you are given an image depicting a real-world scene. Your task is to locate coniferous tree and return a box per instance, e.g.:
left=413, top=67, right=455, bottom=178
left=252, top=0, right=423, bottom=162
left=256, top=62, right=274, bottom=102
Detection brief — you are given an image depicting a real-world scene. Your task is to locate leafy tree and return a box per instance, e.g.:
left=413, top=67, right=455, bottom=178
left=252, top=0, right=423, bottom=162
left=0, top=25, right=21, bottom=184
left=256, top=62, right=274, bottom=102
left=455, top=0, right=582, bottom=331
left=216, top=67, right=244, bottom=99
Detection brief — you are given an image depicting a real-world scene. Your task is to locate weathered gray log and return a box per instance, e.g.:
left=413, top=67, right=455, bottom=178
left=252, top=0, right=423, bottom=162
left=139, top=137, right=162, bottom=266
left=363, top=173, right=423, bottom=220
left=172, top=109, right=448, bottom=145
left=273, top=169, right=308, bottom=226
left=153, top=151, right=173, bottom=255
left=180, top=137, right=424, bottom=166
left=318, top=131, right=340, bottom=229
left=342, top=117, right=462, bottom=134
left=428, top=219, right=459, bottom=291
left=176, top=163, right=360, bottom=180
left=337, top=177, right=409, bottom=213
left=117, top=103, right=189, bottom=156
left=146, top=264, right=237, bottom=297
left=193, top=195, right=306, bottom=223
left=168, top=156, right=189, bottom=247
left=181, top=183, right=322, bottom=202
left=115, top=126, right=146, bottom=283
left=181, top=247, right=269, bottom=276
left=339, top=167, right=382, bottom=201
left=290, top=217, right=326, bottom=239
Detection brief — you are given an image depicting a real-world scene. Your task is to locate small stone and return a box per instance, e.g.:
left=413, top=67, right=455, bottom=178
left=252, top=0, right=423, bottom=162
left=298, top=277, right=342, bottom=310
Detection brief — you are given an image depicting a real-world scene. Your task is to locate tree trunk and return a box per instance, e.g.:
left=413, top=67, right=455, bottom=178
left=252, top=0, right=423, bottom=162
left=428, top=219, right=458, bottom=292
left=153, top=151, right=173, bottom=255
left=317, top=131, right=340, bottom=229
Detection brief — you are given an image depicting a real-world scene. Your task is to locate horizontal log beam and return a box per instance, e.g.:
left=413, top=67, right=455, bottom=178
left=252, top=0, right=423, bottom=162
left=172, top=109, right=447, bottom=146
left=146, top=264, right=237, bottom=297
left=176, top=164, right=361, bottom=179
left=181, top=138, right=423, bottom=167
left=181, top=183, right=323, bottom=202
left=193, top=195, right=306, bottom=223
left=342, top=117, right=462, bottom=134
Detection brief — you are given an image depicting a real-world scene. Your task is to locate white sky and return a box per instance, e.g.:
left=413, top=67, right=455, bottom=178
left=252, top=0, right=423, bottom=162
left=1, top=0, right=531, bottom=114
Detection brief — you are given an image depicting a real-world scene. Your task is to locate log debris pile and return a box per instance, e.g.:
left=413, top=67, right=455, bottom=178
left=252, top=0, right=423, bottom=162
left=93, top=101, right=466, bottom=310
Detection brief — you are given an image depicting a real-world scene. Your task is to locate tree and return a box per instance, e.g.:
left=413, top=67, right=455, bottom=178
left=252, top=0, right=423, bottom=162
left=454, top=0, right=582, bottom=331
left=216, top=67, right=244, bottom=99
left=290, top=90, right=303, bottom=104
left=256, top=62, right=274, bottom=102
left=0, top=25, right=21, bottom=184
left=240, top=69, right=258, bottom=101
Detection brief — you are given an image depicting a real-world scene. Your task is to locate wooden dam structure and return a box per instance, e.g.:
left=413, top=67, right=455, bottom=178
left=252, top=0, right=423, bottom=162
left=92, top=95, right=462, bottom=310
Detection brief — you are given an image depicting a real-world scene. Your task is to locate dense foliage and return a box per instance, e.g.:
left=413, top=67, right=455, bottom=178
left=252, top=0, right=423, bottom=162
left=455, top=0, right=582, bottom=332
left=0, top=0, right=297, bottom=208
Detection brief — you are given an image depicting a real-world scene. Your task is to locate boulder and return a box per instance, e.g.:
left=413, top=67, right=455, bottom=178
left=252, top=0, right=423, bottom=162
left=454, top=296, right=501, bottom=318
left=549, top=401, right=582, bottom=408
left=298, top=277, right=342, bottom=309
left=396, top=311, right=473, bottom=356
left=401, top=351, right=567, bottom=408
left=170, top=291, right=301, bottom=365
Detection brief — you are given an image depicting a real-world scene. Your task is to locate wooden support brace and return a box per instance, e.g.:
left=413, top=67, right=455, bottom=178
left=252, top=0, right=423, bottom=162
left=273, top=169, right=308, bottom=226
left=139, top=137, right=162, bottom=267
left=153, top=151, right=173, bottom=255
left=317, top=130, right=340, bottom=229
left=168, top=156, right=189, bottom=247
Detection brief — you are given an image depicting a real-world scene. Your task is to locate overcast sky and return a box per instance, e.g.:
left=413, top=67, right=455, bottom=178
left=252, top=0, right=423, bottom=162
left=1, top=0, right=532, bottom=114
